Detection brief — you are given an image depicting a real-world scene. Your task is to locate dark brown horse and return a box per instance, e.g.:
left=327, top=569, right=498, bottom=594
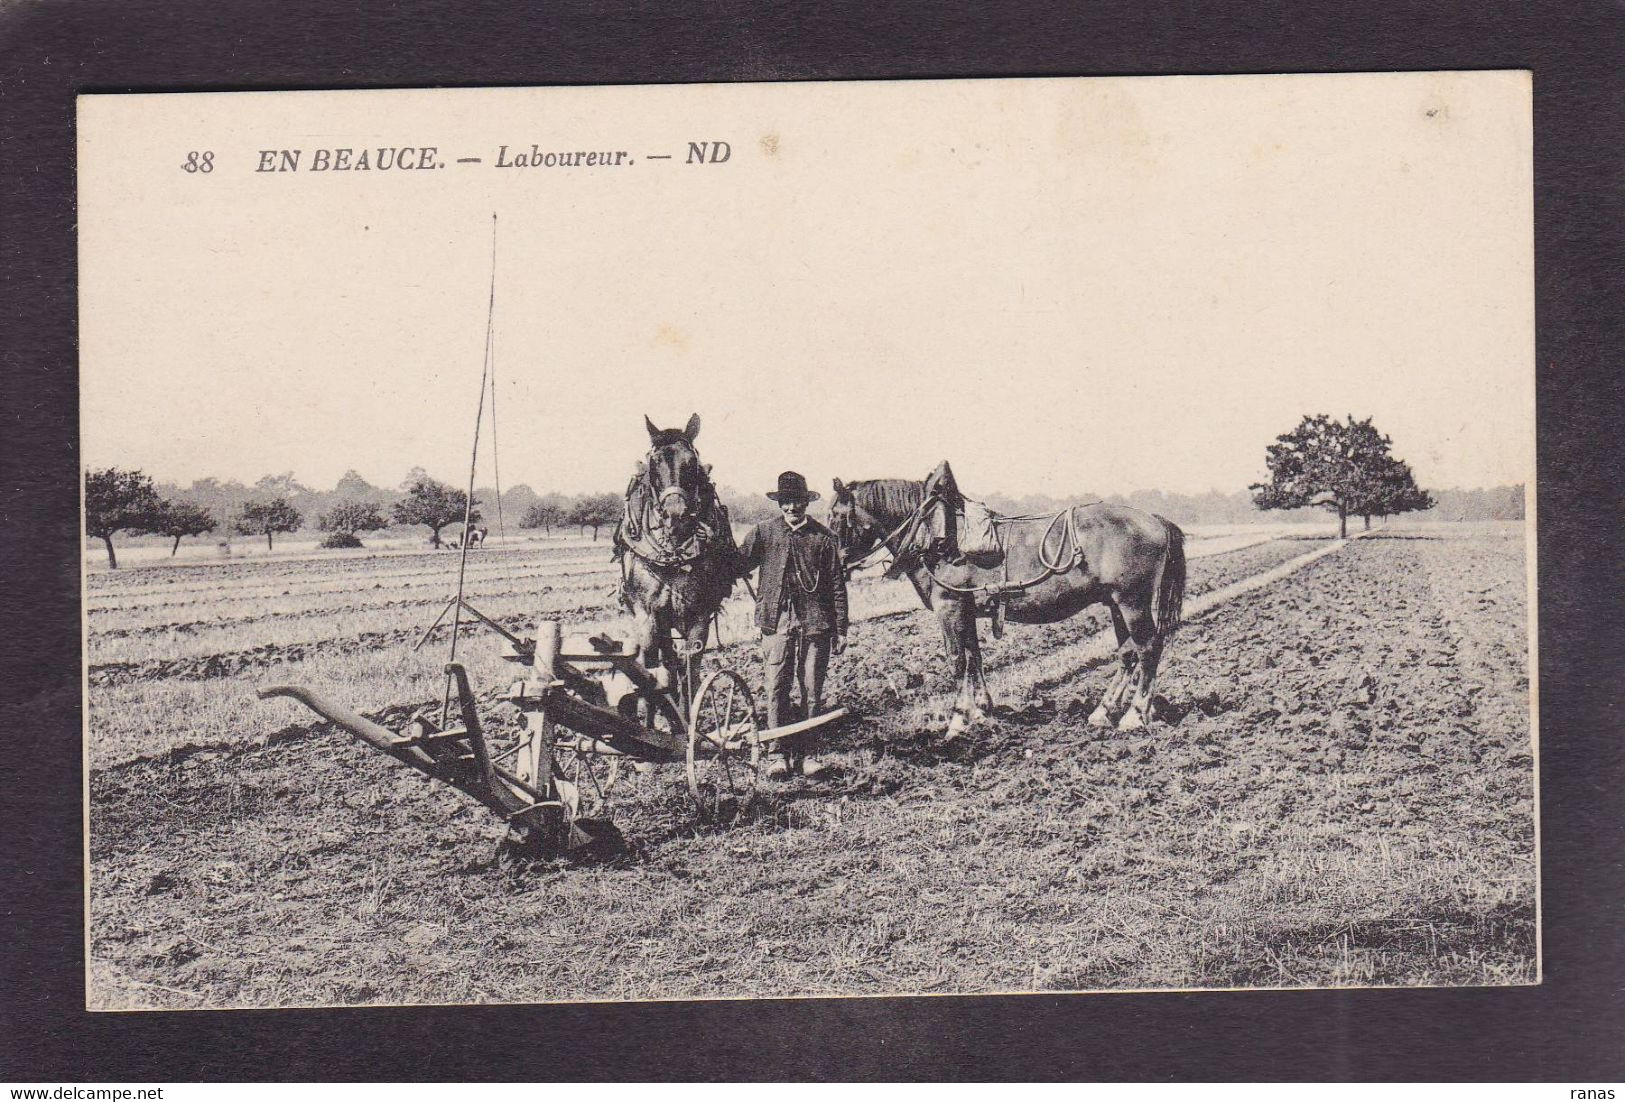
left=613, top=414, right=738, bottom=719
left=829, top=468, right=1185, bottom=736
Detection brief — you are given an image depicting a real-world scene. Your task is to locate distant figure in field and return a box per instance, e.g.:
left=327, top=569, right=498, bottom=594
left=446, top=525, right=487, bottom=550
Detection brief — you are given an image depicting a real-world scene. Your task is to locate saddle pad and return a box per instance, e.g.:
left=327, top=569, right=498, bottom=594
left=959, top=498, right=1002, bottom=557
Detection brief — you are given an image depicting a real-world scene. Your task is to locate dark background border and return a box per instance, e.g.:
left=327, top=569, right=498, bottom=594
left=4, top=0, right=1621, bottom=1082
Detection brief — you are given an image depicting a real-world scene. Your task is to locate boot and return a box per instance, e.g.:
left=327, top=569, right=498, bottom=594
left=798, top=756, right=830, bottom=779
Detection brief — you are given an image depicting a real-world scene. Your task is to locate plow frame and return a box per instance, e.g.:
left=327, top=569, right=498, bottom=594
left=259, top=614, right=848, bottom=859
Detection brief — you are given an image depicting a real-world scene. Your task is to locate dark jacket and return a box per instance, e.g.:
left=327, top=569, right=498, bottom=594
left=737, top=516, right=848, bottom=636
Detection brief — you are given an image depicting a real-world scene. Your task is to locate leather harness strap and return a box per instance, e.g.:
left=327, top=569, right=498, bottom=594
left=849, top=491, right=1092, bottom=599
left=923, top=505, right=1086, bottom=597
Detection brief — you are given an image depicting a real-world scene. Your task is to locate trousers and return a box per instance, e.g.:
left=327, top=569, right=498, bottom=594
left=761, top=630, right=832, bottom=745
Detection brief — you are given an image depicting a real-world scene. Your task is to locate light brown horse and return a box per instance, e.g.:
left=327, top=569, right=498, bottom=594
left=613, top=414, right=738, bottom=717
left=829, top=471, right=1185, bottom=736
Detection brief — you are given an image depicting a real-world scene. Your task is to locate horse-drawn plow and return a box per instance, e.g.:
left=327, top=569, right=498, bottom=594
left=260, top=612, right=849, bottom=862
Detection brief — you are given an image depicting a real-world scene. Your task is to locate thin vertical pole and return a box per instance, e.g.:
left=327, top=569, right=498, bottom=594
left=441, top=213, right=499, bottom=726
left=490, top=345, right=506, bottom=541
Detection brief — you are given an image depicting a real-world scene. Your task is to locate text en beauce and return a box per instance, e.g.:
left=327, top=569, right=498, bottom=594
left=256, top=148, right=440, bottom=172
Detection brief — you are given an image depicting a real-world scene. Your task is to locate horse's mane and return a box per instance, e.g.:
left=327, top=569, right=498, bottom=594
left=849, top=479, right=924, bottom=520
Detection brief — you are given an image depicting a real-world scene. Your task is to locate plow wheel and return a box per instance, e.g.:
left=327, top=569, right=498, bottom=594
left=686, top=669, right=760, bottom=814
left=551, top=744, right=624, bottom=816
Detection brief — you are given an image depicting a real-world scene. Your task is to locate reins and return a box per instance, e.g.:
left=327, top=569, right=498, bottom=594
left=842, top=504, right=927, bottom=576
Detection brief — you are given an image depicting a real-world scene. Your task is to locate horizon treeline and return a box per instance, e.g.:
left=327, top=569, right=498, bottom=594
left=136, top=468, right=1525, bottom=537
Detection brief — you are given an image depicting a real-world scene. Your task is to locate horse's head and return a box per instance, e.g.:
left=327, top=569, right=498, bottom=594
left=643, top=413, right=706, bottom=526
left=829, top=478, right=869, bottom=567
left=830, top=476, right=929, bottom=572
left=833, top=476, right=945, bottom=573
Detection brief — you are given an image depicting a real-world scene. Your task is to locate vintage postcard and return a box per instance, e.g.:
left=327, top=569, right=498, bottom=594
left=79, top=72, right=1536, bottom=1010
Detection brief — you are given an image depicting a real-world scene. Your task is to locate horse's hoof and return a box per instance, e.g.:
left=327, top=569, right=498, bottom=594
left=1087, top=706, right=1113, bottom=729
left=1117, top=708, right=1145, bottom=732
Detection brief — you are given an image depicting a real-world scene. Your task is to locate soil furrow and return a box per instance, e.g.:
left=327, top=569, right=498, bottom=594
left=86, top=539, right=1311, bottom=690
left=86, top=526, right=1534, bottom=1008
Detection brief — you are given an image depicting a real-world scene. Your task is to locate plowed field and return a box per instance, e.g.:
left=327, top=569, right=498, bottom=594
left=85, top=524, right=1535, bottom=1008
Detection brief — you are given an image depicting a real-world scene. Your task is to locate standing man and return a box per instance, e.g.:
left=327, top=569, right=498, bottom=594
left=736, top=471, right=848, bottom=778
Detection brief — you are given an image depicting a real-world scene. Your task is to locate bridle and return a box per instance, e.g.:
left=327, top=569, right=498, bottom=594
left=835, top=492, right=943, bottom=578
left=621, top=440, right=717, bottom=570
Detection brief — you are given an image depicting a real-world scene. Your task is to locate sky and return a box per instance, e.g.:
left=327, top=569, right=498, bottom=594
left=78, top=73, right=1533, bottom=500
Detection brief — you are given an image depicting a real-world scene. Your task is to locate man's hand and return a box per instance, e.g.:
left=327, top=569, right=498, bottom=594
left=833, top=634, right=847, bottom=656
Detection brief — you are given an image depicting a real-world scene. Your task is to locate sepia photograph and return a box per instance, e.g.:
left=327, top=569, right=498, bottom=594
left=78, top=72, right=1536, bottom=1011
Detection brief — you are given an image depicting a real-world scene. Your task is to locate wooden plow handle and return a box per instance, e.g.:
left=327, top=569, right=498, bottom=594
left=257, top=679, right=550, bottom=825
left=258, top=684, right=427, bottom=764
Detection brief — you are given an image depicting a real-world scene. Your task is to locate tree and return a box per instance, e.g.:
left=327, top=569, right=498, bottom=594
left=1251, top=414, right=1429, bottom=538
left=717, top=485, right=779, bottom=525
left=393, top=476, right=479, bottom=548
left=1354, top=455, right=1435, bottom=529
left=520, top=496, right=569, bottom=534
left=566, top=493, right=622, bottom=541
left=333, top=469, right=381, bottom=499
left=501, top=483, right=543, bottom=521
left=254, top=471, right=311, bottom=498
left=233, top=498, right=304, bottom=551
left=151, top=499, right=218, bottom=555
left=85, top=467, right=166, bottom=569
left=318, top=500, right=389, bottom=548
left=180, top=477, right=250, bottom=534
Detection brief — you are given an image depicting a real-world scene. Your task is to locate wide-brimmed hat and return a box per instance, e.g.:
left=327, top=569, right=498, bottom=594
left=766, top=470, right=819, bottom=503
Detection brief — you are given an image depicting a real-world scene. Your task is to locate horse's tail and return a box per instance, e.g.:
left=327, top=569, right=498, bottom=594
left=1152, top=517, right=1185, bottom=641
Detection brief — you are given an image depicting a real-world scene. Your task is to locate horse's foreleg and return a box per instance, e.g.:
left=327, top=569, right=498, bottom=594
left=971, top=649, right=994, bottom=720
left=633, top=611, right=664, bottom=730
left=939, top=600, right=977, bottom=739
left=965, top=610, right=993, bottom=720
left=935, top=613, right=955, bottom=664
